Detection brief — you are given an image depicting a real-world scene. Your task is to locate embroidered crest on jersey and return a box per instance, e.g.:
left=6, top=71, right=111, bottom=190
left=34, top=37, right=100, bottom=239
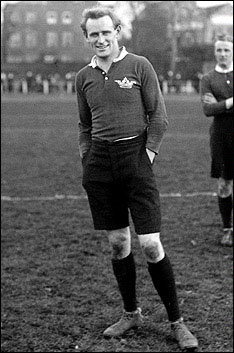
left=114, top=77, right=136, bottom=89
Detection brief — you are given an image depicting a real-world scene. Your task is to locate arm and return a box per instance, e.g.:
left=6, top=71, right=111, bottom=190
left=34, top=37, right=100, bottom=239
left=225, top=97, right=233, bottom=110
left=140, top=58, right=168, bottom=156
left=200, top=75, right=232, bottom=117
left=203, top=93, right=233, bottom=108
left=75, top=73, right=92, bottom=159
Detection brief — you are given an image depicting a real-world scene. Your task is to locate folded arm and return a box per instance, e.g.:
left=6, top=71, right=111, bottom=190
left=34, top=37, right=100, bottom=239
left=200, top=75, right=233, bottom=117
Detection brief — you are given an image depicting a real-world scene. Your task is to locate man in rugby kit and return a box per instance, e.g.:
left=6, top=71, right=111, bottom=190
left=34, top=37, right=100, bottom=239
left=76, top=6, right=198, bottom=351
left=200, top=34, right=233, bottom=247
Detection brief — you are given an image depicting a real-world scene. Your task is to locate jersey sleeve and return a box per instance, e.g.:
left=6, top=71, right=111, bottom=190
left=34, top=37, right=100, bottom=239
left=75, top=72, right=92, bottom=159
left=200, top=74, right=227, bottom=117
left=140, top=58, right=168, bottom=154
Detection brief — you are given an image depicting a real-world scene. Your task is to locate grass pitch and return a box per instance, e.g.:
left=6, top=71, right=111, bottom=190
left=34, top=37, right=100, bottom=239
left=1, top=94, right=233, bottom=352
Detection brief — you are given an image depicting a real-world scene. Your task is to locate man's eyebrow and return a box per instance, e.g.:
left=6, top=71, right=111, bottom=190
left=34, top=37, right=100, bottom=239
left=89, top=30, right=112, bottom=35
left=88, top=31, right=99, bottom=36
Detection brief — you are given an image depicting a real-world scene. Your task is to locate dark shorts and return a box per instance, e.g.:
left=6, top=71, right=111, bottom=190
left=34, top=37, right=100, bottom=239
left=82, top=132, right=161, bottom=234
left=210, top=120, right=233, bottom=180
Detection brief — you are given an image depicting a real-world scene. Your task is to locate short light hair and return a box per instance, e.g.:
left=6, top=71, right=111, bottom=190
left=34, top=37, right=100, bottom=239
left=215, top=33, right=233, bottom=44
left=80, top=6, right=121, bottom=37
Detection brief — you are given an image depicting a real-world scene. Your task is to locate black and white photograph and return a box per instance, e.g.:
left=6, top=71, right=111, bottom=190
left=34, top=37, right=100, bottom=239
left=1, top=1, right=233, bottom=352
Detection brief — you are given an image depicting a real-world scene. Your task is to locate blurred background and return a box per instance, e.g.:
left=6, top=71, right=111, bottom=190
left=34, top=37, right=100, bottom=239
left=1, top=5, right=233, bottom=351
left=1, top=0, right=233, bottom=95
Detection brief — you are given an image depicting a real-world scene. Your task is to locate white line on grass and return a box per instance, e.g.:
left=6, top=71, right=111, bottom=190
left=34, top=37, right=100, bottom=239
left=1, top=192, right=217, bottom=202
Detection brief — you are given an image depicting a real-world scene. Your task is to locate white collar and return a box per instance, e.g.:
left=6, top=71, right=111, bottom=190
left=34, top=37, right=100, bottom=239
left=88, top=46, right=128, bottom=68
left=215, top=62, right=233, bottom=73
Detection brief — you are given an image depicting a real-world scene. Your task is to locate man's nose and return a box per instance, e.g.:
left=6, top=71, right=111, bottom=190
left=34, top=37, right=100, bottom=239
left=97, top=34, right=105, bottom=43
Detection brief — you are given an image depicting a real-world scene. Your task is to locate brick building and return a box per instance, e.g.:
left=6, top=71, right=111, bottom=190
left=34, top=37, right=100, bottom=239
left=1, top=1, right=97, bottom=76
left=1, top=1, right=233, bottom=80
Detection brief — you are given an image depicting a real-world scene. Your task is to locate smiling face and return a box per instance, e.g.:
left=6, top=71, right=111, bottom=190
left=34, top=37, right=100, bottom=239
left=215, top=40, right=233, bottom=69
left=86, top=15, right=120, bottom=61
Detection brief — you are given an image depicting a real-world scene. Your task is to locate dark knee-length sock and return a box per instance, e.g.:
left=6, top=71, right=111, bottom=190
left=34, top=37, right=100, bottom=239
left=112, top=252, right=137, bottom=312
left=218, top=195, right=233, bottom=229
left=148, top=254, right=180, bottom=322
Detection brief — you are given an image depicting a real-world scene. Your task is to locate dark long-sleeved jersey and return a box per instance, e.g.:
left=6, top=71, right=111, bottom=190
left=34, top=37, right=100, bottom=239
left=200, top=69, right=233, bottom=122
left=76, top=49, right=168, bottom=158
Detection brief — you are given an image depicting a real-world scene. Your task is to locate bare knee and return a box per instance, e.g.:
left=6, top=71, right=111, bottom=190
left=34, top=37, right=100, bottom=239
left=218, top=178, right=233, bottom=198
left=138, top=233, right=165, bottom=263
left=107, top=227, right=131, bottom=260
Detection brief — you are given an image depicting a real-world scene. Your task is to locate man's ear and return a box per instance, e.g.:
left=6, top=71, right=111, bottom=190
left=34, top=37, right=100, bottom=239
left=83, top=31, right=89, bottom=42
left=85, top=35, right=91, bottom=44
left=116, top=25, right=121, bottom=36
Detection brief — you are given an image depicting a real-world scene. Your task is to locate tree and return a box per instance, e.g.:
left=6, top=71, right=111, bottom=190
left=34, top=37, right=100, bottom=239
left=129, top=1, right=172, bottom=75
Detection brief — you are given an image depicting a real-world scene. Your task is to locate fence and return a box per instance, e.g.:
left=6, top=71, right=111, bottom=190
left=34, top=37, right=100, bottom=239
left=1, top=71, right=200, bottom=95
left=1, top=72, right=76, bottom=95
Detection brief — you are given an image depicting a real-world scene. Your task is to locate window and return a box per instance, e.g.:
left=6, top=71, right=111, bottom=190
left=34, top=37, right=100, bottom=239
left=8, top=32, right=22, bottom=48
left=25, top=54, right=39, bottom=63
left=25, top=12, right=37, bottom=24
left=46, top=32, right=58, bottom=47
left=62, top=32, right=74, bottom=47
left=6, top=55, right=23, bottom=63
left=10, top=11, right=21, bottom=23
left=44, top=55, right=56, bottom=63
left=25, top=31, right=37, bottom=48
left=61, top=11, right=73, bottom=25
left=46, top=11, right=58, bottom=25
